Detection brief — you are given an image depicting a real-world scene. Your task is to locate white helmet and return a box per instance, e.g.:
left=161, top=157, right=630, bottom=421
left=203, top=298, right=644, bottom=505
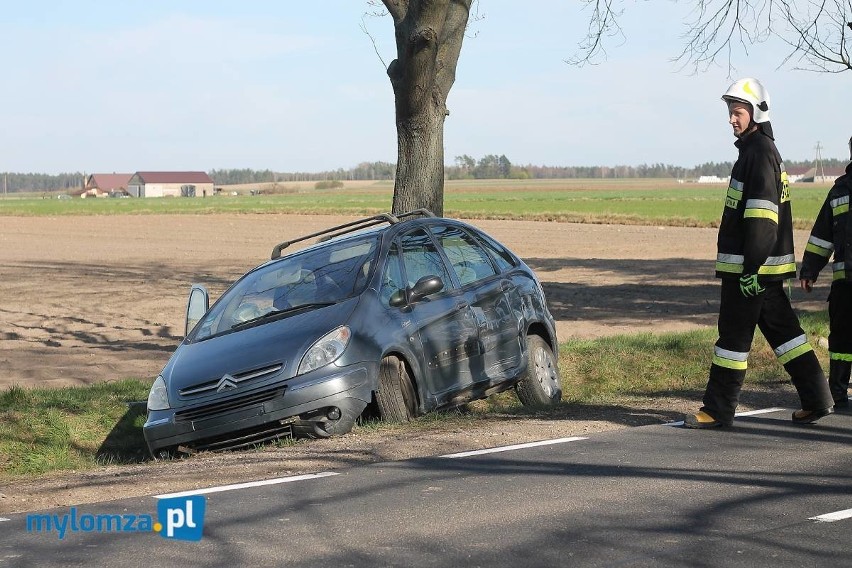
left=722, top=78, right=771, bottom=123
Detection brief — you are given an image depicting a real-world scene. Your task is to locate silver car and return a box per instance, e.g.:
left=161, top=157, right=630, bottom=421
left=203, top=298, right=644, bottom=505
left=143, top=210, right=561, bottom=457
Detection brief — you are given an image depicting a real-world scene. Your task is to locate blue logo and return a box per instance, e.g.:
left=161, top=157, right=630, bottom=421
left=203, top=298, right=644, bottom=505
left=25, top=495, right=206, bottom=541
left=155, top=496, right=206, bottom=541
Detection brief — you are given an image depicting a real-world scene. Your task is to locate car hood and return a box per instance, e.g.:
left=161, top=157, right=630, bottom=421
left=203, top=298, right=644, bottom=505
left=161, top=300, right=356, bottom=401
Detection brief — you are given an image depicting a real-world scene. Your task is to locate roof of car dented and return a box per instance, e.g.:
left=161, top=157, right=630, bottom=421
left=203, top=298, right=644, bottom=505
left=251, top=223, right=390, bottom=273
left=257, top=213, right=447, bottom=272
left=295, top=213, right=440, bottom=249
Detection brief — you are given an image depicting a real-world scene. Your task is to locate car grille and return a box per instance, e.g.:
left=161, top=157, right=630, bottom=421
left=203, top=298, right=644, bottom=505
left=178, top=420, right=296, bottom=454
left=174, top=386, right=285, bottom=423
left=179, top=363, right=284, bottom=397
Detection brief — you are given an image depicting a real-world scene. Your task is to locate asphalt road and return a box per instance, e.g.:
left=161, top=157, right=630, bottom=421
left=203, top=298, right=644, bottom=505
left=2, top=408, right=851, bottom=568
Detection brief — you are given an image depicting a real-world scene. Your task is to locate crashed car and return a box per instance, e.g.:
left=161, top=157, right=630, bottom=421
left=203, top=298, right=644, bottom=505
left=143, top=210, right=561, bottom=457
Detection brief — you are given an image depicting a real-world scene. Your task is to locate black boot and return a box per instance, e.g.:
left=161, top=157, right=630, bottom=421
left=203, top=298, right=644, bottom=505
left=829, top=359, right=851, bottom=409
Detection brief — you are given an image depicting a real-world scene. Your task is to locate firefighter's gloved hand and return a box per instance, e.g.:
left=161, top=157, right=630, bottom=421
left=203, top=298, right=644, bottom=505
left=739, top=273, right=765, bottom=297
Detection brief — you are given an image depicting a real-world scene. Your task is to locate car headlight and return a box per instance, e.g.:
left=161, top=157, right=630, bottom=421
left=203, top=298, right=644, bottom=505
left=298, top=326, right=351, bottom=375
left=147, top=376, right=170, bottom=411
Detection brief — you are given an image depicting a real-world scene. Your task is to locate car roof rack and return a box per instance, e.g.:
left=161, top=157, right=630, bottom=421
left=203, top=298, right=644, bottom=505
left=270, top=209, right=435, bottom=259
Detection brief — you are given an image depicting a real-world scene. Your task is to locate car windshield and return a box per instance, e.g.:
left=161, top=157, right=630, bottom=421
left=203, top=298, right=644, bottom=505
left=192, top=236, right=378, bottom=340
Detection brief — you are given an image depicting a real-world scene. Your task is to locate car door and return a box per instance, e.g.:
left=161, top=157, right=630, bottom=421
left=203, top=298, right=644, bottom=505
left=430, top=224, right=523, bottom=383
left=383, top=228, right=482, bottom=401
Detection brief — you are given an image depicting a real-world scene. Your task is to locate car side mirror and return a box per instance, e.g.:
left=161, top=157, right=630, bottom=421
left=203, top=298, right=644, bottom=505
left=388, top=275, right=444, bottom=308
left=409, top=275, right=444, bottom=304
left=185, top=284, right=209, bottom=337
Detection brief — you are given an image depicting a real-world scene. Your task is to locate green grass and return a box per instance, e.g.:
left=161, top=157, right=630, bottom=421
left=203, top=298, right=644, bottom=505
left=0, top=178, right=834, bottom=229
left=0, top=311, right=830, bottom=480
left=0, top=380, right=150, bottom=476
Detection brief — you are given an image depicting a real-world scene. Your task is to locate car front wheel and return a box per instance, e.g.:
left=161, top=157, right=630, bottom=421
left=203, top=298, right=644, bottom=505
left=515, top=335, right=562, bottom=407
left=376, top=355, right=418, bottom=422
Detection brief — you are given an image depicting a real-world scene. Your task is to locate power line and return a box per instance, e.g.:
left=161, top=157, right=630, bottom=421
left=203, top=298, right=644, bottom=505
left=814, top=141, right=826, bottom=182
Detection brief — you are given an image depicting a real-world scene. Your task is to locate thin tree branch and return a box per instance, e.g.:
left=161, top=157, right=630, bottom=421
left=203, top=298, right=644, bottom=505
left=566, top=0, right=851, bottom=74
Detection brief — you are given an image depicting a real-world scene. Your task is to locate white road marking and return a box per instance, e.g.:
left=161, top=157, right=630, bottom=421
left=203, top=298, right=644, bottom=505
left=810, top=508, right=852, bottom=523
left=0, top=518, right=10, bottom=522
left=439, top=436, right=588, bottom=458
left=735, top=407, right=786, bottom=416
left=154, top=471, right=339, bottom=499
left=665, top=407, right=786, bottom=426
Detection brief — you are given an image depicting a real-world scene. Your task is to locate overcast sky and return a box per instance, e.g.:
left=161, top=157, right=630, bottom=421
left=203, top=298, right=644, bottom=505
left=1, top=1, right=849, bottom=175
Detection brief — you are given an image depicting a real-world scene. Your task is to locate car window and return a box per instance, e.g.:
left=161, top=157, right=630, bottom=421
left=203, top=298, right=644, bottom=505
left=430, top=225, right=497, bottom=286
left=400, top=229, right=453, bottom=289
left=473, top=231, right=517, bottom=271
left=380, top=244, right=404, bottom=307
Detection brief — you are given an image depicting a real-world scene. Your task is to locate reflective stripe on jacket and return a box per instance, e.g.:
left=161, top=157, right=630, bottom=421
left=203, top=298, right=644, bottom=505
left=800, top=163, right=852, bottom=283
left=715, top=128, right=796, bottom=281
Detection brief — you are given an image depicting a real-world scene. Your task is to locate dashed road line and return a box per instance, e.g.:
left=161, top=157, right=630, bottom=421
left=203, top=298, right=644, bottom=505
left=735, top=407, right=786, bottom=417
left=439, top=436, right=588, bottom=458
left=154, top=471, right=339, bottom=499
left=665, top=406, right=786, bottom=426
left=810, top=508, right=852, bottom=523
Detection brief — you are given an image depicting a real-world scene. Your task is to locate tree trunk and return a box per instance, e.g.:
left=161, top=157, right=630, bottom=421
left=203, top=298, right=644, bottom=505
left=392, top=102, right=446, bottom=215
left=383, top=0, right=472, bottom=217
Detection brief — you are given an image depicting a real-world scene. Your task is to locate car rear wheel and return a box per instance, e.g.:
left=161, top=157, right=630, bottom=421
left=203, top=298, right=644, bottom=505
left=376, top=355, right=418, bottom=422
left=516, top=335, right=562, bottom=407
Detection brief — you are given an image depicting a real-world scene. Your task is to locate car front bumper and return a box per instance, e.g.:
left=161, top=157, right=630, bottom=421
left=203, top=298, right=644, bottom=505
left=143, top=365, right=373, bottom=456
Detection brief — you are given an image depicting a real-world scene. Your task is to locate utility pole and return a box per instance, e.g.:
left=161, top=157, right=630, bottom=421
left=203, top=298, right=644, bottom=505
left=814, top=141, right=826, bottom=182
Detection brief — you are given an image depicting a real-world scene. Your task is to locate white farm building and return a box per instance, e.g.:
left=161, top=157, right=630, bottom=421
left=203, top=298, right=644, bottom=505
left=127, top=171, right=214, bottom=198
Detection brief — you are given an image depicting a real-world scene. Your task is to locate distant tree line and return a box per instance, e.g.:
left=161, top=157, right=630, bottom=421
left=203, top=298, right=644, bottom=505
left=446, top=155, right=849, bottom=181
left=2, top=156, right=848, bottom=192
left=0, top=172, right=85, bottom=193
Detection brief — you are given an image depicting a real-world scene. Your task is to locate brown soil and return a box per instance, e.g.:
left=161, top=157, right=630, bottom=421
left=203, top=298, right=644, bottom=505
left=0, top=215, right=827, bottom=513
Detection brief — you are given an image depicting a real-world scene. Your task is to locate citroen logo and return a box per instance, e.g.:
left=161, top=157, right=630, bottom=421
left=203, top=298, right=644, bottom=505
left=216, top=374, right=239, bottom=393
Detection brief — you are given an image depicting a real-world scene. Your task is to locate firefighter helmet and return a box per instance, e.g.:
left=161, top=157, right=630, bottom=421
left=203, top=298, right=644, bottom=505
left=722, top=78, right=771, bottom=123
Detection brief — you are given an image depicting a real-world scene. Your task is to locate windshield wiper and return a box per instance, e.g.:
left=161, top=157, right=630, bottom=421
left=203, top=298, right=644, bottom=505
left=230, top=302, right=335, bottom=330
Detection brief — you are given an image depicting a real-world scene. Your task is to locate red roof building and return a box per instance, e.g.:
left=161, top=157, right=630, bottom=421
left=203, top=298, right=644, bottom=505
left=76, top=173, right=134, bottom=198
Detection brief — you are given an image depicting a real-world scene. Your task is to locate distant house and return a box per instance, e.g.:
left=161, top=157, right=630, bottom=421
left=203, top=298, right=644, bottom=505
left=76, top=173, right=134, bottom=198
left=795, top=166, right=848, bottom=183
left=786, top=166, right=811, bottom=184
left=127, top=171, right=214, bottom=198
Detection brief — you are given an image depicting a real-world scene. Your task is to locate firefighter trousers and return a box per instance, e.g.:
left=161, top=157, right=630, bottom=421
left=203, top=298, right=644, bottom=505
left=828, top=280, right=852, bottom=403
left=701, top=279, right=833, bottom=425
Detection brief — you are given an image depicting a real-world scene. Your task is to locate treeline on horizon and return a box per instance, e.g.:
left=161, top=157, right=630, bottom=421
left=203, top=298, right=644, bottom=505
left=1, top=154, right=847, bottom=192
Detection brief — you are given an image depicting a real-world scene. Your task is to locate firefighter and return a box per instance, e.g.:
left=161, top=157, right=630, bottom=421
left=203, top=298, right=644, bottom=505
left=799, top=135, right=852, bottom=410
left=684, top=78, right=834, bottom=428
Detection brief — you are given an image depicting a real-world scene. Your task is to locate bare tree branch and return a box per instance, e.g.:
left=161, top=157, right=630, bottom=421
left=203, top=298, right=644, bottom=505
left=360, top=9, right=390, bottom=70
left=567, top=0, right=851, bottom=74
left=777, top=0, right=852, bottom=72
left=565, top=0, right=626, bottom=66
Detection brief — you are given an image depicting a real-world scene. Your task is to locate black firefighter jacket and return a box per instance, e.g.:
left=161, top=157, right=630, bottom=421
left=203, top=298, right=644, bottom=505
left=715, top=127, right=796, bottom=282
left=800, top=161, right=852, bottom=283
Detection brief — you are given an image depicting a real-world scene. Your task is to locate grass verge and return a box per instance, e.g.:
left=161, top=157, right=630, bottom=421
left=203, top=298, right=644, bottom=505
left=0, top=311, right=829, bottom=479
